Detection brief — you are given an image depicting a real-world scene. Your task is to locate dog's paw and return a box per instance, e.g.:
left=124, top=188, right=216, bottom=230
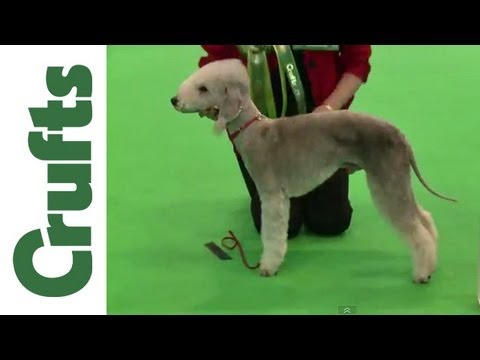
left=259, top=249, right=285, bottom=278
left=260, top=267, right=278, bottom=277
left=259, top=258, right=281, bottom=277
left=413, top=273, right=432, bottom=284
left=412, top=255, right=436, bottom=284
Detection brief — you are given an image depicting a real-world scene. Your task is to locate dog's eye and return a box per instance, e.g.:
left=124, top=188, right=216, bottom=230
left=198, top=85, right=209, bottom=93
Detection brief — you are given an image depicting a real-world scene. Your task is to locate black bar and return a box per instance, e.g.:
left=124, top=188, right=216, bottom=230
left=204, top=242, right=232, bottom=261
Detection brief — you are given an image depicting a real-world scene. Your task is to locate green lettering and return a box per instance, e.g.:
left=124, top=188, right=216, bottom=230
left=47, top=65, right=92, bottom=98
left=48, top=214, right=91, bottom=246
left=28, top=133, right=91, bottom=161
left=13, top=229, right=92, bottom=297
left=48, top=164, right=92, bottom=211
left=29, top=101, right=92, bottom=131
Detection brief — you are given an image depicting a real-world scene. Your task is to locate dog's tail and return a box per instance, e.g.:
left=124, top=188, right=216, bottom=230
left=409, top=149, right=458, bottom=203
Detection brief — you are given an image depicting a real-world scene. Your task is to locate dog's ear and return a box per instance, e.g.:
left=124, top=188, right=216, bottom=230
left=215, top=86, right=243, bottom=133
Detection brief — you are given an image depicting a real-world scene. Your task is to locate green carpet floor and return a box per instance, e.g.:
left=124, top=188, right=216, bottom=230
left=107, top=45, right=480, bottom=315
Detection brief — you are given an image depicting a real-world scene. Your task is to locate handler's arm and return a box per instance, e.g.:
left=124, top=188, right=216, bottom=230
left=316, top=45, right=372, bottom=111
left=198, top=45, right=241, bottom=67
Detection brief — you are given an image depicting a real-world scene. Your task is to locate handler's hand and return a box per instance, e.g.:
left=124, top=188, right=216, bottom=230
left=313, top=104, right=334, bottom=113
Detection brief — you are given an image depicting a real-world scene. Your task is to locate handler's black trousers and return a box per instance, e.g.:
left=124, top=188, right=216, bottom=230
left=234, top=49, right=353, bottom=239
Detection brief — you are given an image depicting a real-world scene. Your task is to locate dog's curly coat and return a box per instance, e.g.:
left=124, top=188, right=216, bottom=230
left=172, top=59, right=456, bottom=283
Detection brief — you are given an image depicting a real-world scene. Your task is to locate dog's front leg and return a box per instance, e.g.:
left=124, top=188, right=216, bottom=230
left=259, top=191, right=289, bottom=277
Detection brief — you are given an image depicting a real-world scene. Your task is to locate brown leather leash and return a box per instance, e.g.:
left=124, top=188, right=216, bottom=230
left=221, top=230, right=260, bottom=270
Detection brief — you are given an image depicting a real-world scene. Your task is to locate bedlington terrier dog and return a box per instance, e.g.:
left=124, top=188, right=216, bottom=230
left=171, top=58, right=456, bottom=283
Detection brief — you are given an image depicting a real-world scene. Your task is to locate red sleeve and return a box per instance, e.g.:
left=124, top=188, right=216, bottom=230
left=198, top=45, right=242, bottom=68
left=339, top=45, right=372, bottom=83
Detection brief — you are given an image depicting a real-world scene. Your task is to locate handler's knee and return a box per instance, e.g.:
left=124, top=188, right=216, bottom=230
left=305, top=209, right=353, bottom=236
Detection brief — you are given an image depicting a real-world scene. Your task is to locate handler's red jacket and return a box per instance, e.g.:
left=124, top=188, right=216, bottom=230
left=199, top=45, right=372, bottom=109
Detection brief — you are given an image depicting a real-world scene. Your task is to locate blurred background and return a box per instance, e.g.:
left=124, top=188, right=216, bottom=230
left=107, top=45, right=480, bottom=315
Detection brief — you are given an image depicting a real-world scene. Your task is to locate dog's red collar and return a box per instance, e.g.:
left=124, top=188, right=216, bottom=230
left=228, top=115, right=263, bottom=141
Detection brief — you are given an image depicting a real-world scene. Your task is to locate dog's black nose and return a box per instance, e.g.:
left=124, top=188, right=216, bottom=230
left=171, top=96, right=178, bottom=107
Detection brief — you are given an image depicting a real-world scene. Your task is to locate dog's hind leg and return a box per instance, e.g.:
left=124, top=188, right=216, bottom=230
left=417, top=205, right=438, bottom=245
left=406, top=218, right=437, bottom=283
left=258, top=190, right=290, bottom=277
left=366, top=170, right=437, bottom=284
